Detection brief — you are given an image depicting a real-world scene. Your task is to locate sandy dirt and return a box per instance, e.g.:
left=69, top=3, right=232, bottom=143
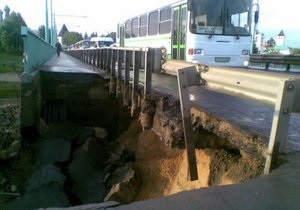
left=115, top=120, right=263, bottom=201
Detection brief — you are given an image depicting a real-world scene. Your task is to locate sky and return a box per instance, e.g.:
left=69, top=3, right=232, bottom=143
left=0, top=0, right=299, bottom=47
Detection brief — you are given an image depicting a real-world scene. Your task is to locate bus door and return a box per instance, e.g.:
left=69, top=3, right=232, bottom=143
left=119, top=24, right=125, bottom=47
left=172, top=4, right=187, bottom=60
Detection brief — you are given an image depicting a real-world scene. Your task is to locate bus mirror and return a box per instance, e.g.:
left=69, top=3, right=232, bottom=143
left=187, top=0, right=193, bottom=11
left=254, top=11, right=259, bottom=23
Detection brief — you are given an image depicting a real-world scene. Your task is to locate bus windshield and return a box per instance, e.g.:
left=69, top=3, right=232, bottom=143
left=190, top=0, right=251, bottom=36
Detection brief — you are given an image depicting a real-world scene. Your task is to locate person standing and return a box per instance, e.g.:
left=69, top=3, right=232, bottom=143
left=55, top=41, right=62, bottom=57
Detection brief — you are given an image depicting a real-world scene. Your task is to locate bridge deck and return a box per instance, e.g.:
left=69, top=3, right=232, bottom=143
left=41, top=52, right=300, bottom=209
left=43, top=52, right=300, bottom=151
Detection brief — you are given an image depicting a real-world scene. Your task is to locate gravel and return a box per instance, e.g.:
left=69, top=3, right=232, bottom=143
left=0, top=104, right=21, bottom=160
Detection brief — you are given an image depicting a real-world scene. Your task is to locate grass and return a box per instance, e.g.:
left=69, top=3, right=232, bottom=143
left=0, top=51, right=23, bottom=74
left=0, top=82, right=20, bottom=99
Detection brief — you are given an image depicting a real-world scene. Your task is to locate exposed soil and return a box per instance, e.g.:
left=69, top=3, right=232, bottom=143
left=1, top=95, right=263, bottom=208
left=114, top=119, right=263, bottom=201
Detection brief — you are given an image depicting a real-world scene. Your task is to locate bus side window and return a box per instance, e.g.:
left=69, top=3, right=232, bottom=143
left=149, top=10, right=159, bottom=35
left=139, top=14, right=148, bottom=37
left=125, top=20, right=131, bottom=38
left=159, top=7, right=172, bottom=34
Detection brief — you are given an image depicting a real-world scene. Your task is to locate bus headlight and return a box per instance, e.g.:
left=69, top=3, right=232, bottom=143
left=242, top=50, right=249, bottom=55
left=188, top=48, right=203, bottom=55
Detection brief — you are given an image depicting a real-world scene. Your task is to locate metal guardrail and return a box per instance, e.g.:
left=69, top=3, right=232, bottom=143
left=66, top=47, right=200, bottom=181
left=66, top=47, right=162, bottom=115
left=178, top=64, right=300, bottom=175
left=66, top=47, right=300, bottom=176
left=250, top=54, right=300, bottom=71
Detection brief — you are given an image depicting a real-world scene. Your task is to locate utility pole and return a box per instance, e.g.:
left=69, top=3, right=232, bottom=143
left=50, top=0, right=54, bottom=45
left=251, top=0, right=260, bottom=54
left=45, top=0, right=49, bottom=43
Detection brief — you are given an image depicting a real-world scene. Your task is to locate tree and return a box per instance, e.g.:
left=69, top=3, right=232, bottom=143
left=0, top=11, right=27, bottom=53
left=291, top=48, right=300, bottom=54
left=90, top=32, right=98, bottom=38
left=104, top=32, right=116, bottom=42
left=84, top=32, right=88, bottom=39
left=62, top=31, right=83, bottom=46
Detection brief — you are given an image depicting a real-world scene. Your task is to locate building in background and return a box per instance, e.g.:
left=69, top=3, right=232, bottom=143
left=274, top=30, right=290, bottom=54
left=57, top=24, right=69, bottom=46
left=254, top=32, right=265, bottom=54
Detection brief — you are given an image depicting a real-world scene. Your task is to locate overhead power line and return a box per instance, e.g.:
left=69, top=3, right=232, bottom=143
left=55, top=14, right=88, bottom=18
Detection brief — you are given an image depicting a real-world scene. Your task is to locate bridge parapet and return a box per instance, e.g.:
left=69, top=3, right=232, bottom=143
left=21, top=26, right=56, bottom=73
left=20, top=27, right=56, bottom=136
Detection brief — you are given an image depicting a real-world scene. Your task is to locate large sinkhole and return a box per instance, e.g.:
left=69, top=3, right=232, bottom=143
left=39, top=93, right=263, bottom=206
left=2, top=79, right=264, bottom=209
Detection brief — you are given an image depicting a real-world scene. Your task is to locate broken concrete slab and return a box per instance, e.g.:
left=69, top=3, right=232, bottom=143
left=4, top=182, right=69, bottom=210
left=38, top=137, right=71, bottom=164
left=26, top=165, right=66, bottom=191
left=68, top=151, right=106, bottom=204
left=104, top=163, right=139, bottom=203
left=75, top=127, right=95, bottom=146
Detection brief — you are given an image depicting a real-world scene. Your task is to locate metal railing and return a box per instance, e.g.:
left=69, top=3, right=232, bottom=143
left=178, top=64, right=300, bottom=175
left=66, top=47, right=300, bottom=176
left=66, top=47, right=162, bottom=115
left=250, top=54, right=300, bottom=72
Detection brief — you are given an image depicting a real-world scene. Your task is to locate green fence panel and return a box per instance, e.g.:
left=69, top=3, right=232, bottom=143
left=21, top=26, right=56, bottom=73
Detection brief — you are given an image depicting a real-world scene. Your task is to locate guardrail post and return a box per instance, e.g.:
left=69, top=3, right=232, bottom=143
left=124, top=50, right=131, bottom=108
left=264, top=79, right=296, bottom=174
left=131, top=50, right=141, bottom=116
left=109, top=49, right=117, bottom=95
left=106, top=49, right=111, bottom=72
left=102, top=49, right=106, bottom=70
left=144, top=49, right=153, bottom=97
left=96, top=49, right=100, bottom=68
left=116, top=49, right=123, bottom=98
left=100, top=49, right=104, bottom=69
left=286, top=64, right=291, bottom=71
left=177, top=67, right=199, bottom=181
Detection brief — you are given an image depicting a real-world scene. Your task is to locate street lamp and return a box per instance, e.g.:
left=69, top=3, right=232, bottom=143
left=251, top=0, right=260, bottom=54
left=45, top=0, right=49, bottom=43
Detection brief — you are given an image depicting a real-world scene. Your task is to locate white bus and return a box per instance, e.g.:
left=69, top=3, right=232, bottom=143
left=71, top=39, right=91, bottom=49
left=90, top=37, right=115, bottom=48
left=117, top=0, right=258, bottom=67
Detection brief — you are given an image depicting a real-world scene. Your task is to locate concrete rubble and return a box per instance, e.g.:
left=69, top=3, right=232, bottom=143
left=3, top=123, right=139, bottom=209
